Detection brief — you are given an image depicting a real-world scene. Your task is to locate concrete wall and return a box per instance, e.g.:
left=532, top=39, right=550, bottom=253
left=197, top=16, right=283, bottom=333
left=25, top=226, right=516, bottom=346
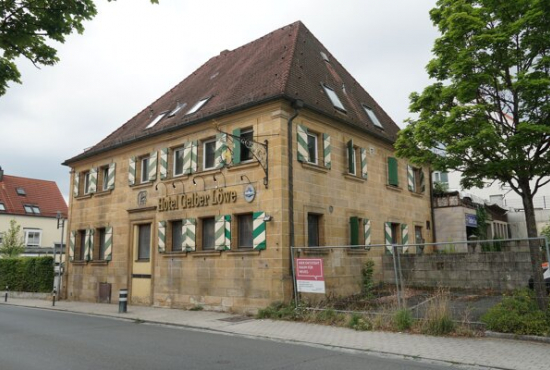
left=383, top=252, right=532, bottom=292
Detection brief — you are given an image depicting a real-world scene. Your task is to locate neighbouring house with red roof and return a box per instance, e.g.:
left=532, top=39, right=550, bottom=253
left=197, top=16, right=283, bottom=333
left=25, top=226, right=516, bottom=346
left=0, top=167, right=68, bottom=258
left=63, top=21, right=432, bottom=312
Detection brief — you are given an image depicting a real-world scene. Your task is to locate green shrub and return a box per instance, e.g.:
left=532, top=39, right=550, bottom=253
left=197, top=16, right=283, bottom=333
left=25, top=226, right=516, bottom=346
left=361, top=260, right=375, bottom=298
left=315, top=308, right=346, bottom=325
left=394, top=309, right=413, bottom=331
left=347, top=313, right=372, bottom=331
left=257, top=301, right=300, bottom=320
left=0, top=257, right=54, bottom=292
left=481, top=290, right=550, bottom=336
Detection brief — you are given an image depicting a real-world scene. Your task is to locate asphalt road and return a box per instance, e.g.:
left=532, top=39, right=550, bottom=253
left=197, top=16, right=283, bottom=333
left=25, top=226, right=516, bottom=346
left=0, top=305, right=464, bottom=370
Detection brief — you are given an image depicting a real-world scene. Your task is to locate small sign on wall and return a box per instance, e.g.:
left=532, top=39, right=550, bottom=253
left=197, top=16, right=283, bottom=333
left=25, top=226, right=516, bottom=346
left=295, top=258, right=325, bottom=294
left=465, top=214, right=477, bottom=227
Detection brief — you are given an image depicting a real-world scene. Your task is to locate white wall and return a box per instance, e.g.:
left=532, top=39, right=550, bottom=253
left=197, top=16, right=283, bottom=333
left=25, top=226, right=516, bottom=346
left=0, top=215, right=62, bottom=248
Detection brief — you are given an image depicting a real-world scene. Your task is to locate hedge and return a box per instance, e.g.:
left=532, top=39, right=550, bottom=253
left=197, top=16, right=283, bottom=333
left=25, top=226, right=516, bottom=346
left=0, top=257, right=54, bottom=292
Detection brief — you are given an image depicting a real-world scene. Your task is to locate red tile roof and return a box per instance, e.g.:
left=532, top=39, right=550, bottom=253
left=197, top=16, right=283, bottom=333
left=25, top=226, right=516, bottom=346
left=64, top=21, right=400, bottom=165
left=0, top=174, right=68, bottom=218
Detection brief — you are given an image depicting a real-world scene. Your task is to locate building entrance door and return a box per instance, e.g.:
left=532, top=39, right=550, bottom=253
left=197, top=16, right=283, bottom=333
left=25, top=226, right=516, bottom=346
left=131, top=223, right=153, bottom=305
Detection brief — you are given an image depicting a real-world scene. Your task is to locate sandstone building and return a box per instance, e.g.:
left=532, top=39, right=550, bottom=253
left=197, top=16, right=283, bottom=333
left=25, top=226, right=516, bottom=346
left=63, top=21, right=432, bottom=312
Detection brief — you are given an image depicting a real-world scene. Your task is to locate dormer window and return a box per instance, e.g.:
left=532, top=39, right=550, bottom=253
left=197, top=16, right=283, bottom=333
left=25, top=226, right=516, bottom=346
left=0, top=202, right=5, bottom=211
left=16, top=187, right=26, bottom=196
left=145, top=111, right=167, bottom=129
left=186, top=97, right=210, bottom=115
left=322, top=85, right=346, bottom=112
left=363, top=105, right=383, bottom=128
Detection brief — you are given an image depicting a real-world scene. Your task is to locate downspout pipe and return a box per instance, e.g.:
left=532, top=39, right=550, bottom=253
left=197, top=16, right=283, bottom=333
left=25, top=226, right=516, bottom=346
left=287, top=99, right=303, bottom=298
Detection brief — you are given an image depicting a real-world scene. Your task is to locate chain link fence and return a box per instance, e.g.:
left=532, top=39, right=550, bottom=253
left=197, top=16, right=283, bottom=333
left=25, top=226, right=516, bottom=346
left=291, top=237, right=550, bottom=325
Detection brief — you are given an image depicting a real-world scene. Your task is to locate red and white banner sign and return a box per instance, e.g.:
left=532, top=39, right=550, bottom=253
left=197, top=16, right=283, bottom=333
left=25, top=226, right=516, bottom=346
left=295, top=258, right=325, bottom=293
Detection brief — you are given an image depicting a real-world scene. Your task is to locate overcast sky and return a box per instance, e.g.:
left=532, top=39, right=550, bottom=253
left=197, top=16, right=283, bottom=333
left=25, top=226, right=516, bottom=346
left=1, top=0, right=442, bottom=202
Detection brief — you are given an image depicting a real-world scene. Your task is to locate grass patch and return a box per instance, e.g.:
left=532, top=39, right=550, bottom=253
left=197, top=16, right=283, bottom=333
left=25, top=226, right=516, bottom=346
left=394, top=309, right=413, bottom=331
left=421, top=289, right=455, bottom=335
left=257, top=301, right=301, bottom=320
left=347, top=313, right=372, bottom=331
left=189, top=305, right=204, bottom=311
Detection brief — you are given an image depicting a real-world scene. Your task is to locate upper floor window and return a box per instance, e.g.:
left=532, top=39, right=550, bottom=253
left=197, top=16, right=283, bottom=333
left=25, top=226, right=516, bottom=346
left=83, top=171, right=92, bottom=194
left=101, top=166, right=110, bottom=191
left=407, top=165, right=425, bottom=193
left=307, top=132, right=318, bottom=165
left=173, top=147, right=185, bottom=177
left=141, top=156, right=150, bottom=183
left=240, top=130, right=254, bottom=162
left=387, top=157, right=399, bottom=187
left=322, top=84, right=346, bottom=112
left=202, top=139, right=216, bottom=170
left=24, top=229, right=41, bottom=246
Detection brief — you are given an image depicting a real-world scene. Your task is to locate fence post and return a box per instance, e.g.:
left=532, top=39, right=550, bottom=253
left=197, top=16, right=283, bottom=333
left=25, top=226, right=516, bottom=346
left=291, top=247, right=299, bottom=309
left=392, top=245, right=402, bottom=309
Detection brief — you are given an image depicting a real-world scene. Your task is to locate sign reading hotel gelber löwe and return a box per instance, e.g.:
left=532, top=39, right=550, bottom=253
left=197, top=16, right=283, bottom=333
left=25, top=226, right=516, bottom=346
left=295, top=258, right=325, bottom=294
left=158, top=188, right=237, bottom=212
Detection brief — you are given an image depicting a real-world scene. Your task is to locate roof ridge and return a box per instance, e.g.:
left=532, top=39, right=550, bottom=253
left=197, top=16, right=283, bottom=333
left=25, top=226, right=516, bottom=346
left=280, top=21, right=303, bottom=95
left=2, top=174, right=56, bottom=184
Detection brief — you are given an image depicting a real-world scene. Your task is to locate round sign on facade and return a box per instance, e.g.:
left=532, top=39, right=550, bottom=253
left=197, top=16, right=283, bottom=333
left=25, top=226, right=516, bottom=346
left=244, top=184, right=256, bottom=203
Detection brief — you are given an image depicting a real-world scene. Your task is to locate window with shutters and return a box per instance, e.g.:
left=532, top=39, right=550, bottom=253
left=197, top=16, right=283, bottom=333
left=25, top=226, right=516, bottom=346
left=173, top=147, right=185, bottom=177
left=83, top=171, right=92, bottom=194
left=407, top=165, right=425, bottom=194
left=170, top=220, right=183, bottom=252
left=239, top=129, right=254, bottom=163
left=96, top=227, right=107, bottom=260
left=202, top=139, right=216, bottom=170
left=237, top=213, right=253, bottom=249
left=306, top=132, right=318, bottom=165
left=297, top=125, right=331, bottom=169
left=140, top=156, right=150, bottom=183
left=137, top=224, right=151, bottom=260
left=349, top=217, right=367, bottom=246
left=76, top=229, right=86, bottom=261
left=200, top=217, right=216, bottom=251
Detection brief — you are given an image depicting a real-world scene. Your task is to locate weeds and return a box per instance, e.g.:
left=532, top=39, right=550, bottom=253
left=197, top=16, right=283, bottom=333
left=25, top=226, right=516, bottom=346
left=361, top=260, right=375, bottom=298
left=394, top=309, right=413, bottom=331
left=347, top=313, right=372, bottom=331
left=421, top=289, right=455, bottom=335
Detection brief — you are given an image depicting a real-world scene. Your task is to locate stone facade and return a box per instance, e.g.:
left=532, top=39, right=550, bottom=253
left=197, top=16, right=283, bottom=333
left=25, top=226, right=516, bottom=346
left=65, top=102, right=433, bottom=313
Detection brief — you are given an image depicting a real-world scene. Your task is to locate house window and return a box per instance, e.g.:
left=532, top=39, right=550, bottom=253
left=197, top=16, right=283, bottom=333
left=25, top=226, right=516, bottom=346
left=363, top=105, right=383, bottom=128
left=24, top=229, right=41, bottom=246
left=77, top=230, right=86, bottom=260
left=390, top=223, right=401, bottom=244
left=140, top=156, right=150, bottom=183
left=83, top=171, right=92, bottom=194
left=307, top=133, right=318, bottom=164
left=201, top=217, right=215, bottom=250
left=173, top=147, right=185, bottom=177
left=137, top=224, right=151, bottom=260
left=349, top=217, right=366, bottom=246
left=433, top=171, right=449, bottom=186
left=237, top=213, right=253, bottom=248
left=0, top=202, right=5, bottom=211
left=240, top=130, right=254, bottom=162
left=24, top=205, right=40, bottom=214
left=415, top=226, right=423, bottom=244
left=100, top=166, right=109, bottom=191
left=308, top=213, right=322, bottom=247
left=202, top=139, right=216, bottom=170
left=322, top=84, right=346, bottom=112
left=97, top=228, right=107, bottom=260
left=388, top=157, right=399, bottom=187
left=171, top=220, right=183, bottom=252
left=186, top=97, right=210, bottom=115
left=168, top=102, right=187, bottom=117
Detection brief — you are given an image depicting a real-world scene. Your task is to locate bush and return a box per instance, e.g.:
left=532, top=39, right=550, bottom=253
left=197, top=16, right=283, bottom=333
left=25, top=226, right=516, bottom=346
left=394, top=309, right=413, bottom=331
left=0, top=257, right=54, bottom=292
left=347, top=313, right=372, bottom=331
left=481, top=290, right=550, bottom=336
left=257, top=301, right=300, bottom=320
left=361, top=260, right=375, bottom=298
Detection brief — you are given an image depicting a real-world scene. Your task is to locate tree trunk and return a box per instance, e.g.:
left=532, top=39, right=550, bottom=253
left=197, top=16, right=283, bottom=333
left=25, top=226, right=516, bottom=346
left=520, top=180, right=548, bottom=311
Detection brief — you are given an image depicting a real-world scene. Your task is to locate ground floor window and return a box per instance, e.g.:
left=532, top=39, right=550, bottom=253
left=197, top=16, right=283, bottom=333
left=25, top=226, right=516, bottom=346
left=137, top=224, right=151, bottom=260
left=97, top=227, right=107, bottom=260
left=201, top=217, right=215, bottom=250
left=171, top=220, right=183, bottom=252
left=237, top=213, right=253, bottom=248
left=308, top=213, right=321, bottom=247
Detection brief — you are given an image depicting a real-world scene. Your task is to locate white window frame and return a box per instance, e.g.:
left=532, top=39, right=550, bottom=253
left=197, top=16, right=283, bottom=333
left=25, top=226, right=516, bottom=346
left=173, top=147, right=185, bottom=177
left=0, top=202, right=5, bottom=211
left=83, top=172, right=91, bottom=194
left=363, top=105, right=383, bottom=128
left=322, top=85, right=346, bottom=111
left=141, top=157, right=150, bottom=183
left=24, top=205, right=34, bottom=214
left=24, top=229, right=42, bottom=246
left=240, top=129, right=254, bottom=163
left=186, top=97, right=210, bottom=115
left=306, top=132, right=318, bottom=165
left=202, top=139, right=216, bottom=170
left=349, top=146, right=358, bottom=176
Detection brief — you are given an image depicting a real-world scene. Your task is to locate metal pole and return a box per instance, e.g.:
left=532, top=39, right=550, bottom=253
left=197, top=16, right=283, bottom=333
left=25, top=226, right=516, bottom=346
left=396, top=246, right=405, bottom=308
left=392, top=245, right=402, bottom=309
left=4, top=285, right=7, bottom=302
left=56, top=219, right=64, bottom=300
left=290, top=247, right=299, bottom=309
left=119, top=289, right=128, bottom=313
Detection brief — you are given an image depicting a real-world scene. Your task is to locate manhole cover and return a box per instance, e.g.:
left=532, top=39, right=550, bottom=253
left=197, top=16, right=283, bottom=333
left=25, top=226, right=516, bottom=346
left=218, top=316, right=253, bottom=323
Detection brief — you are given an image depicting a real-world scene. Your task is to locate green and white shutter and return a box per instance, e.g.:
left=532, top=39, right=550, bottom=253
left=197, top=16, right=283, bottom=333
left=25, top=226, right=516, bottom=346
left=128, top=157, right=136, bottom=185
left=183, top=141, right=198, bottom=174
left=347, top=139, right=355, bottom=174
left=407, top=165, right=415, bottom=191
left=297, top=125, right=309, bottom=162
left=401, top=224, right=409, bottom=253
left=252, top=212, right=266, bottom=250
left=215, top=133, right=227, bottom=168
left=323, top=133, right=331, bottom=169
left=158, top=221, right=166, bottom=253
left=106, top=163, right=116, bottom=190
left=69, top=231, right=76, bottom=261
left=159, top=148, right=169, bottom=180
left=363, top=218, right=371, bottom=246
left=215, top=215, right=231, bottom=251
left=73, top=172, right=80, bottom=197
left=360, top=148, right=368, bottom=179
left=148, top=151, right=158, bottom=181
left=104, top=226, right=113, bottom=261
left=89, top=168, right=98, bottom=194
left=84, top=229, right=94, bottom=261
left=183, top=218, right=196, bottom=251
left=384, top=222, right=393, bottom=253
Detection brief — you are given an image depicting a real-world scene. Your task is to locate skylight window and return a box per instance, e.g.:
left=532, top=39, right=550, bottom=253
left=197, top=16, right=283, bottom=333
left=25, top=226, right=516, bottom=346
left=168, top=102, right=187, bottom=117
left=16, top=187, right=26, bottom=196
left=322, top=85, right=346, bottom=112
left=145, top=112, right=167, bottom=129
left=0, top=202, right=5, bottom=211
left=320, top=51, right=330, bottom=62
left=186, top=97, right=210, bottom=115
left=24, top=205, right=40, bottom=214
left=363, top=105, right=383, bottom=128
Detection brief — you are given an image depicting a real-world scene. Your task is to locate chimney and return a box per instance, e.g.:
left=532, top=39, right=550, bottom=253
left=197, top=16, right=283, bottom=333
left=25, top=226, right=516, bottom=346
left=0, top=166, right=3, bottom=181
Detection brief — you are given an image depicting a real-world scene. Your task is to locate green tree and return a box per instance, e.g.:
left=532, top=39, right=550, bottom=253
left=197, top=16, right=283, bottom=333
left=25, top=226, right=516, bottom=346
left=0, top=0, right=158, bottom=96
left=541, top=221, right=550, bottom=241
left=0, top=219, right=25, bottom=258
left=395, top=0, right=550, bottom=309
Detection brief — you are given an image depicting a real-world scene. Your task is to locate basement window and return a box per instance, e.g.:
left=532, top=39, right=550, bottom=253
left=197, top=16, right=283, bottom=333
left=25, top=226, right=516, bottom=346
left=186, top=97, right=210, bottom=115
left=363, top=105, right=383, bottom=128
left=145, top=111, right=167, bottom=129
left=322, top=85, right=346, bottom=112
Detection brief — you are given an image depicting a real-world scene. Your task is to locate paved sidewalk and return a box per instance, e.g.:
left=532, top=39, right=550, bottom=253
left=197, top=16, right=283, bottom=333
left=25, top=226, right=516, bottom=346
left=3, top=298, right=550, bottom=370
